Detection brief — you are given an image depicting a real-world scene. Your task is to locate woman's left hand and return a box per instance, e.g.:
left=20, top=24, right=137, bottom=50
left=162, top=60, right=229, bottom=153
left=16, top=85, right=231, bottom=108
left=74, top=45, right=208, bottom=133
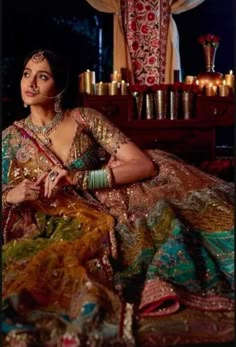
left=36, top=167, right=73, bottom=198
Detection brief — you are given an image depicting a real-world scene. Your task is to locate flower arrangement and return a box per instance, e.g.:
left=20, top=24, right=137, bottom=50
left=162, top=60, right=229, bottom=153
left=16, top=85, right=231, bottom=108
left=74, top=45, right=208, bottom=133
left=150, top=84, right=170, bottom=91
left=197, top=33, right=220, bottom=47
left=129, top=84, right=148, bottom=93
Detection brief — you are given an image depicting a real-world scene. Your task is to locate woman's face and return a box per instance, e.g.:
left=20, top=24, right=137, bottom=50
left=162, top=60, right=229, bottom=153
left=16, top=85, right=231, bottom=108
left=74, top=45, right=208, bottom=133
left=21, top=57, right=57, bottom=107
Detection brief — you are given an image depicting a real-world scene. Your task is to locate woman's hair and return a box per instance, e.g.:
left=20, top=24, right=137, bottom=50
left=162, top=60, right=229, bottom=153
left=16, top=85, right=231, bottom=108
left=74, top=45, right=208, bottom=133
left=23, top=49, right=69, bottom=95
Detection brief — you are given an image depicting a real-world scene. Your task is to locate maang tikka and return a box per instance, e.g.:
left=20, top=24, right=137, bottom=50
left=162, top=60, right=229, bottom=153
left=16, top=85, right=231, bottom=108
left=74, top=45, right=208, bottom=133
left=31, top=51, right=45, bottom=64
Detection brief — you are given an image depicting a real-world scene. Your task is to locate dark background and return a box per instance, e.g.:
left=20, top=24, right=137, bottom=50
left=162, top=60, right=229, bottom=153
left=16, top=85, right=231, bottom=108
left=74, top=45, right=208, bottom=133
left=2, top=0, right=235, bottom=127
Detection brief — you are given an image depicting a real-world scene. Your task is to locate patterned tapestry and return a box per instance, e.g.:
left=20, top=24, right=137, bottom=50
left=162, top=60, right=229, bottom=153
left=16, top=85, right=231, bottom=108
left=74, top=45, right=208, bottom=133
left=121, top=0, right=170, bottom=85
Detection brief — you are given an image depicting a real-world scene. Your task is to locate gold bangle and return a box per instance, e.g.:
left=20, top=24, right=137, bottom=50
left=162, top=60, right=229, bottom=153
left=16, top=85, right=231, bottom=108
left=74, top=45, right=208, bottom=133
left=106, top=167, right=114, bottom=188
left=82, top=171, right=89, bottom=190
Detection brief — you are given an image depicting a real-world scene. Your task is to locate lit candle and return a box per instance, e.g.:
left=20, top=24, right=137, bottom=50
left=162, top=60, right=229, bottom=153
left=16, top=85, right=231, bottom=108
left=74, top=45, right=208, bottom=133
left=224, top=70, right=234, bottom=92
left=120, top=80, right=128, bottom=95
left=205, top=83, right=214, bottom=96
left=95, top=82, right=108, bottom=95
left=196, top=79, right=204, bottom=94
left=185, top=75, right=196, bottom=84
left=108, top=81, right=118, bottom=95
left=84, top=69, right=95, bottom=94
left=219, top=80, right=230, bottom=96
left=212, top=84, right=218, bottom=96
left=110, top=70, right=121, bottom=82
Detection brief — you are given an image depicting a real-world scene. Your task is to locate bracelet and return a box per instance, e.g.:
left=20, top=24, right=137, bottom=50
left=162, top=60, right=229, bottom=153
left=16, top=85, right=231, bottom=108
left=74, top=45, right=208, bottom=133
left=106, top=167, right=114, bottom=188
left=72, top=169, right=114, bottom=191
left=87, top=169, right=114, bottom=190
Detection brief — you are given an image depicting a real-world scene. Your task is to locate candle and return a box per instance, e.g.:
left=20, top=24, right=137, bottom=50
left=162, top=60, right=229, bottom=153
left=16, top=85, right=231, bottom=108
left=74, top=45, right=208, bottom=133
left=110, top=70, right=121, bottom=82
left=185, top=75, right=196, bottom=84
left=108, top=81, right=118, bottom=95
left=120, top=80, right=128, bottom=95
left=95, top=82, right=108, bottom=95
left=196, top=79, right=204, bottom=94
left=205, top=83, right=214, bottom=96
left=219, top=80, right=230, bottom=96
left=84, top=69, right=95, bottom=94
left=224, top=70, right=234, bottom=92
left=79, top=73, right=85, bottom=93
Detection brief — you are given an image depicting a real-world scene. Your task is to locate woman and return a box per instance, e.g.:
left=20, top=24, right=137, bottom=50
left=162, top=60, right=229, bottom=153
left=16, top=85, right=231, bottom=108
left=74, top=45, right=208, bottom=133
left=2, top=49, right=234, bottom=347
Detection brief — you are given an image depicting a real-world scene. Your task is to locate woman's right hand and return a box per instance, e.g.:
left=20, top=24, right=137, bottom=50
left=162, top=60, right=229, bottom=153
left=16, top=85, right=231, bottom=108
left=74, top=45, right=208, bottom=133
left=5, top=179, right=42, bottom=204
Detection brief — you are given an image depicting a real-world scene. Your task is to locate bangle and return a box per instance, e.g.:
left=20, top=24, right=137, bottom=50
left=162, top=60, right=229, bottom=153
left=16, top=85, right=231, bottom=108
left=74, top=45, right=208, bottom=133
left=86, top=168, right=114, bottom=190
left=82, top=171, right=89, bottom=190
left=106, top=167, right=114, bottom=188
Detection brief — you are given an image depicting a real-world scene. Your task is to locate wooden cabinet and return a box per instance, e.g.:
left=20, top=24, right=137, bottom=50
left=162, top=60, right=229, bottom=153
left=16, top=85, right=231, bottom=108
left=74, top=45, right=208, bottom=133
left=196, top=95, right=234, bottom=126
left=78, top=94, right=133, bottom=123
left=123, top=120, right=215, bottom=163
left=79, top=94, right=234, bottom=164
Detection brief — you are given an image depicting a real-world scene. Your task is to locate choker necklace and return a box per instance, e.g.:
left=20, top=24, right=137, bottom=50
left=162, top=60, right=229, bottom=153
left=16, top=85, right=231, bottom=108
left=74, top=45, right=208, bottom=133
left=25, top=111, right=64, bottom=147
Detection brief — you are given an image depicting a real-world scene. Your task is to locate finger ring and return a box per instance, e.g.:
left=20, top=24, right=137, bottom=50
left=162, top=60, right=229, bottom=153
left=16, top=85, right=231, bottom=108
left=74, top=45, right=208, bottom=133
left=49, top=171, right=59, bottom=182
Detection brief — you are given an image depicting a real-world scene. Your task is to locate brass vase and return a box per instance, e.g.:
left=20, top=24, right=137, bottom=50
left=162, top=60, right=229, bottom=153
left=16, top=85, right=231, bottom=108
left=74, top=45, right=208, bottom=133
left=197, top=44, right=223, bottom=84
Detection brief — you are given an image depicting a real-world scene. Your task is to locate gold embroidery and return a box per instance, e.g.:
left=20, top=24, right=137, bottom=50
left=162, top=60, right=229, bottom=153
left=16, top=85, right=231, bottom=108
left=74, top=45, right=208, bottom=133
left=78, top=107, right=131, bottom=155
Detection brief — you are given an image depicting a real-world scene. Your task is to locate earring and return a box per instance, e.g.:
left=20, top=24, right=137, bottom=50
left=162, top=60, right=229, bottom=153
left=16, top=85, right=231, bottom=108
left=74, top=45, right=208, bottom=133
left=54, top=95, right=62, bottom=113
left=24, top=103, right=28, bottom=108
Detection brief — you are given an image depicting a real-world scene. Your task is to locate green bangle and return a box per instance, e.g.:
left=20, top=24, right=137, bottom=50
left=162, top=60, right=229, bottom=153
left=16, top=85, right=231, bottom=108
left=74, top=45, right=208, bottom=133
left=87, top=169, right=111, bottom=190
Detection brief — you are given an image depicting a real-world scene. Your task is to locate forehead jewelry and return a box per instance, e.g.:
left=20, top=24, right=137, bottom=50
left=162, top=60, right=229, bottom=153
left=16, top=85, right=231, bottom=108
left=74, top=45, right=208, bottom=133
left=31, top=51, right=45, bottom=63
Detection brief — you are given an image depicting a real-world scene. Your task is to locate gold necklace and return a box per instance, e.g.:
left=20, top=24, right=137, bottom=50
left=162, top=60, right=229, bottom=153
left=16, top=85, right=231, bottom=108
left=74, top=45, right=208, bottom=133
left=25, top=111, right=64, bottom=146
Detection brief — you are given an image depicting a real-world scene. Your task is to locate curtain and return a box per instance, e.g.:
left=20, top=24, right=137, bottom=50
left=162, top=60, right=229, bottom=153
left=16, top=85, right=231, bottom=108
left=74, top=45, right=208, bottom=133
left=165, top=0, right=205, bottom=83
left=120, top=0, right=170, bottom=85
left=86, top=0, right=133, bottom=80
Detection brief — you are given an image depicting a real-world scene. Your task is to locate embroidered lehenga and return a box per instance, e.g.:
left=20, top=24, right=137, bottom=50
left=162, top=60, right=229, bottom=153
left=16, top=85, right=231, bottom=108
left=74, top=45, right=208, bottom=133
left=2, top=108, right=234, bottom=346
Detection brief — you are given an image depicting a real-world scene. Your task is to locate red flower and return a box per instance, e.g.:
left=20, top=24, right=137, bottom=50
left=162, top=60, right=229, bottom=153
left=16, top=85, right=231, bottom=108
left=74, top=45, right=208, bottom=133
left=146, top=76, right=155, bottom=85
left=129, top=84, right=148, bottom=93
left=147, top=12, right=155, bottom=21
left=148, top=56, right=156, bottom=65
left=150, top=84, right=169, bottom=91
left=131, top=21, right=136, bottom=31
left=151, top=39, right=159, bottom=48
left=136, top=2, right=144, bottom=11
left=132, top=60, right=142, bottom=70
left=132, top=41, right=139, bottom=51
left=197, top=33, right=220, bottom=47
left=170, top=82, right=184, bottom=91
left=141, top=24, right=148, bottom=34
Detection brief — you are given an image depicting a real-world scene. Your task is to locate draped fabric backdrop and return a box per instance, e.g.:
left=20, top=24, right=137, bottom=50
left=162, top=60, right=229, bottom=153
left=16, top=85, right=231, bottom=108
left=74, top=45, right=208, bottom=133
left=86, top=0, right=205, bottom=84
left=120, top=0, right=170, bottom=85
left=165, top=0, right=205, bottom=83
left=86, top=0, right=133, bottom=81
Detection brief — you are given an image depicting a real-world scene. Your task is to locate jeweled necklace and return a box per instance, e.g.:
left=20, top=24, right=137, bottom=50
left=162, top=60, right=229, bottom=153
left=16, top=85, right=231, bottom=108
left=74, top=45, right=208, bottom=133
left=25, top=111, right=64, bottom=147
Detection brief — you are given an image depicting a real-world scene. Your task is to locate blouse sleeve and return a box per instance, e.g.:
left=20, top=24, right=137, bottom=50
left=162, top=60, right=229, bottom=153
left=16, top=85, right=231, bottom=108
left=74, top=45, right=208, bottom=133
left=77, top=107, right=131, bottom=156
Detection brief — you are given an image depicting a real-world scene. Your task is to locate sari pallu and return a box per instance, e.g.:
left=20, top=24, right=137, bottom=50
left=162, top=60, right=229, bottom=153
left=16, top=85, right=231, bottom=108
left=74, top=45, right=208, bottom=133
left=2, top=122, right=134, bottom=346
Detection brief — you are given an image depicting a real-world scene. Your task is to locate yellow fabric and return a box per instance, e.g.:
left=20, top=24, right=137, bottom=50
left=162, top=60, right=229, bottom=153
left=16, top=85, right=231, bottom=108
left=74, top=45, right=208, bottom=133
left=165, top=0, right=206, bottom=83
left=86, top=0, right=133, bottom=80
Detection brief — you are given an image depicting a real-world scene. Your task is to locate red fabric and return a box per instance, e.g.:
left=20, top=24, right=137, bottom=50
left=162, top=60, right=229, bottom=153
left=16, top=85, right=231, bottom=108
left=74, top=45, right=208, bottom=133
left=121, top=0, right=170, bottom=85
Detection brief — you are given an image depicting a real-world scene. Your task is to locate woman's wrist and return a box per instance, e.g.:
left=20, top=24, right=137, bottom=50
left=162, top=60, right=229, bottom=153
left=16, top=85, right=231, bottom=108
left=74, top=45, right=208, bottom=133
left=2, top=188, right=13, bottom=208
left=71, top=168, right=114, bottom=190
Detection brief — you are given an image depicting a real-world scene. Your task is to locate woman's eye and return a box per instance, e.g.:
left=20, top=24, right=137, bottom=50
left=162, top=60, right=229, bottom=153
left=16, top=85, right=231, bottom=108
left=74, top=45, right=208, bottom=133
left=40, top=75, right=49, bottom=80
left=23, top=71, right=30, bottom=78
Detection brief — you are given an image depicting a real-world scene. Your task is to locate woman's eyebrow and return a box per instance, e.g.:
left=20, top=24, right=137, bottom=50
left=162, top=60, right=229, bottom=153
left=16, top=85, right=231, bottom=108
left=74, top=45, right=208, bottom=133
left=23, top=67, right=52, bottom=76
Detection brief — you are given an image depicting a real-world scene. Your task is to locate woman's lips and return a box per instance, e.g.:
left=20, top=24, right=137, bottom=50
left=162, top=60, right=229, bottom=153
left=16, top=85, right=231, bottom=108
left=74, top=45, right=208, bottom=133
left=25, top=91, right=38, bottom=97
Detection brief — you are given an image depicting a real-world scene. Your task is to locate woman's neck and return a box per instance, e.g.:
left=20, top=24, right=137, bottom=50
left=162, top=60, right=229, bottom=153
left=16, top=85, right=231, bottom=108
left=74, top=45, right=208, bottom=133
left=30, top=105, right=57, bottom=126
